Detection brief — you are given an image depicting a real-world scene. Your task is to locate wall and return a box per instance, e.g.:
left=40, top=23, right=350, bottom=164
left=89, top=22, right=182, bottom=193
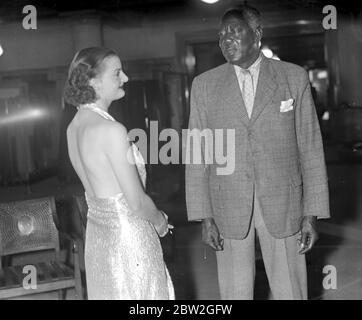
left=325, top=14, right=362, bottom=107
left=0, top=14, right=220, bottom=73
left=1, top=8, right=361, bottom=106
left=0, top=8, right=333, bottom=72
left=0, top=19, right=74, bottom=72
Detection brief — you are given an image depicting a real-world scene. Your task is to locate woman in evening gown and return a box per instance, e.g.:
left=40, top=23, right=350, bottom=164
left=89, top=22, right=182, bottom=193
left=64, top=47, right=174, bottom=299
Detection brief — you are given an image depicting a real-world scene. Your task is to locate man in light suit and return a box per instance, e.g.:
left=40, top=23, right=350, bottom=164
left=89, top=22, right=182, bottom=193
left=185, top=4, right=330, bottom=300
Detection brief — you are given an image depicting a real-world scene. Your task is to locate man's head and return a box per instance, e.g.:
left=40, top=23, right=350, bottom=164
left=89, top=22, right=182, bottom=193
left=219, top=4, right=262, bottom=67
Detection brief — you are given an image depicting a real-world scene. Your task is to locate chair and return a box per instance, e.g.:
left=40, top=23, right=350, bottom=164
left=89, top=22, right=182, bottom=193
left=0, top=197, right=83, bottom=299
left=73, top=194, right=88, bottom=244
left=70, top=194, right=88, bottom=297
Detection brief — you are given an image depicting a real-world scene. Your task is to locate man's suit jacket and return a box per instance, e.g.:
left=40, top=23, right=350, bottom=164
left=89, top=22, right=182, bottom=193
left=185, top=54, right=330, bottom=239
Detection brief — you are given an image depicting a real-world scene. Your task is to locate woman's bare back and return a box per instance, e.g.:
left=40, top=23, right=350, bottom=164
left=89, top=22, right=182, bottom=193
left=67, top=110, right=123, bottom=198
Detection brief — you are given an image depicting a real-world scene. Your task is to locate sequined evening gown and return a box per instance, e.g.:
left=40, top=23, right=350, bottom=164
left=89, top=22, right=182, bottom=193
left=81, top=105, right=175, bottom=300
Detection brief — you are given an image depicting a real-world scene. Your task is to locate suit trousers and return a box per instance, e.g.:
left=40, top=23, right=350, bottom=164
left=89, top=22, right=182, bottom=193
left=215, top=189, right=308, bottom=300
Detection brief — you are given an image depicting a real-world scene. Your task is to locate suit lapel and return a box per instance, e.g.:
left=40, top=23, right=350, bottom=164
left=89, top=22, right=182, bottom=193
left=250, top=56, right=278, bottom=125
left=217, top=63, right=250, bottom=127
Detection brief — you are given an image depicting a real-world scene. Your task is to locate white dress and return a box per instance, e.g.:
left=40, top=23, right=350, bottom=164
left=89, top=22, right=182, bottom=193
left=80, top=104, right=175, bottom=300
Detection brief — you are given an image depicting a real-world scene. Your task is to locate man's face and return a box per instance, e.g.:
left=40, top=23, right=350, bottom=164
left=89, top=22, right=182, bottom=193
left=219, top=16, right=259, bottom=65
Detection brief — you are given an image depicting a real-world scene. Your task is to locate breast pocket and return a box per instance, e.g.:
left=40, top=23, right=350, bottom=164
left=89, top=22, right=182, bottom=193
left=278, top=102, right=295, bottom=118
left=273, top=94, right=295, bottom=116
left=276, top=106, right=296, bottom=136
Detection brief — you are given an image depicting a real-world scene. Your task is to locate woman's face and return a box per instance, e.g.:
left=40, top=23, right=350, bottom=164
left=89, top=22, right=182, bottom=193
left=92, top=55, right=129, bottom=103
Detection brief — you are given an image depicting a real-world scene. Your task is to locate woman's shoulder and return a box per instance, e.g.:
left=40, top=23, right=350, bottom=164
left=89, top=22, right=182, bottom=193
left=100, top=120, right=127, bottom=137
left=68, top=115, right=127, bottom=143
left=94, top=120, right=129, bottom=150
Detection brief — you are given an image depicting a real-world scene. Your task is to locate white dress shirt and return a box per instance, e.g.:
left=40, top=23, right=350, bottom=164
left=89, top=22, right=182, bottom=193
left=233, top=53, right=262, bottom=117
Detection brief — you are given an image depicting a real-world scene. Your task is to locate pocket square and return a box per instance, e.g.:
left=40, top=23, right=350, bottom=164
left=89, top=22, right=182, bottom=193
left=280, top=98, right=294, bottom=112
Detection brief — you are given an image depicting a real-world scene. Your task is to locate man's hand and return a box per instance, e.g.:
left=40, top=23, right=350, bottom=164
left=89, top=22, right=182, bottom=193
left=298, top=215, right=318, bottom=254
left=202, top=218, right=224, bottom=251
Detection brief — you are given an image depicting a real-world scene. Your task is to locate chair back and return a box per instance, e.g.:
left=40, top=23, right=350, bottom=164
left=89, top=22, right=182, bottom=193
left=0, top=197, right=60, bottom=259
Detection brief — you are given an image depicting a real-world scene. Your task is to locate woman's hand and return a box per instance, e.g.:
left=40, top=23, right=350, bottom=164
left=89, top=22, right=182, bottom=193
left=154, top=211, right=174, bottom=237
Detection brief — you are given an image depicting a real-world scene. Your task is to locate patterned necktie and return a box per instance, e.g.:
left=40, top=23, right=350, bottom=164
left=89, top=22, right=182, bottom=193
left=240, top=69, right=254, bottom=118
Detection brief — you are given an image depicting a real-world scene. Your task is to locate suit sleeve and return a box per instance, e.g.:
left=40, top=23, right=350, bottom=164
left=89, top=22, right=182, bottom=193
left=185, top=77, right=213, bottom=221
left=295, top=71, right=330, bottom=219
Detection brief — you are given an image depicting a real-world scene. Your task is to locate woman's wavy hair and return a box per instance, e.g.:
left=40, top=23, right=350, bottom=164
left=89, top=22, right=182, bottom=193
left=63, top=47, right=118, bottom=106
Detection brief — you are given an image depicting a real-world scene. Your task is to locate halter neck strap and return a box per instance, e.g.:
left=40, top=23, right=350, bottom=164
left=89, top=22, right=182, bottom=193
left=78, top=103, right=116, bottom=122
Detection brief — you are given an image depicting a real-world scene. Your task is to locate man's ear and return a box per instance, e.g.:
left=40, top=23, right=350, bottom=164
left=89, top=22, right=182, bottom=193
left=255, top=26, right=263, bottom=43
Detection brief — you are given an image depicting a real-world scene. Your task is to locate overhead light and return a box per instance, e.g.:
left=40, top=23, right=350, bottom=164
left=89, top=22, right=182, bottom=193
left=0, top=44, right=3, bottom=57
left=317, top=70, right=328, bottom=79
left=185, top=54, right=196, bottom=72
left=322, top=111, right=330, bottom=121
left=201, top=0, right=220, bottom=4
left=0, top=108, right=47, bottom=126
left=296, top=20, right=309, bottom=25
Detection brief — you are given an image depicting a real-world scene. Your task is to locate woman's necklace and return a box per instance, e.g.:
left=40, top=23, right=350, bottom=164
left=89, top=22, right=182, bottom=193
left=77, top=103, right=115, bottom=122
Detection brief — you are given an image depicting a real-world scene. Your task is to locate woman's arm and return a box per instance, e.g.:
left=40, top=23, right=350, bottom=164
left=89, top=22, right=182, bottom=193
left=103, top=122, right=167, bottom=234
